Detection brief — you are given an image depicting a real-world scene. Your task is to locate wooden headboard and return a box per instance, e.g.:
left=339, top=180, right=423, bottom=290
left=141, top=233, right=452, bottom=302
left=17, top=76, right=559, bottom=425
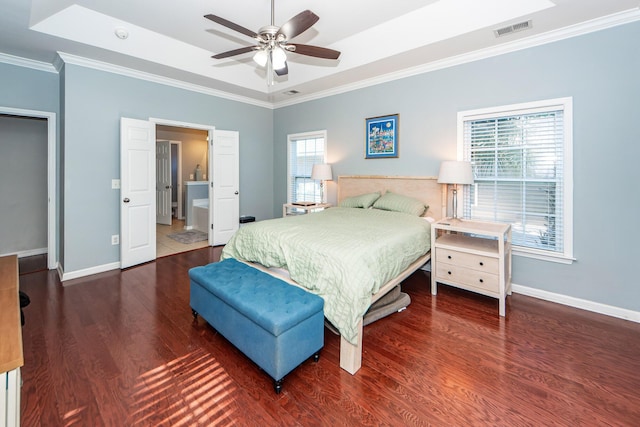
left=337, top=175, right=446, bottom=220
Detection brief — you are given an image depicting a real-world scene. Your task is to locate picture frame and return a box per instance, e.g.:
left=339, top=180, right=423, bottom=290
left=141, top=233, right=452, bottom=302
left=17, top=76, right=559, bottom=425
left=365, top=113, right=399, bottom=159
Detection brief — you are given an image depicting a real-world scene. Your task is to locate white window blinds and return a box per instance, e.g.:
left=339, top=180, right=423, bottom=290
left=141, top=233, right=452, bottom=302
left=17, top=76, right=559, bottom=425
left=287, top=131, right=326, bottom=203
left=460, top=98, right=573, bottom=259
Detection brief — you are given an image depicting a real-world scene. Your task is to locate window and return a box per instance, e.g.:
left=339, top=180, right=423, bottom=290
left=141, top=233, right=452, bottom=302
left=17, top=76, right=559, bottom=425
left=287, top=131, right=326, bottom=203
left=458, top=97, right=573, bottom=263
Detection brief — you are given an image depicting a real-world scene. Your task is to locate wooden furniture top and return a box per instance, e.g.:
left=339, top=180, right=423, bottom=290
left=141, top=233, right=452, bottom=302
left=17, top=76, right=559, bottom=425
left=0, top=255, right=23, bottom=373
left=433, top=218, right=511, bottom=237
left=283, top=202, right=332, bottom=209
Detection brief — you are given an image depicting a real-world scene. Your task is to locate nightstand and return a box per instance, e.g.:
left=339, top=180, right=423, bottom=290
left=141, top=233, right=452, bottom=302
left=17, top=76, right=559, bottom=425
left=431, top=218, right=512, bottom=316
left=282, top=203, right=331, bottom=217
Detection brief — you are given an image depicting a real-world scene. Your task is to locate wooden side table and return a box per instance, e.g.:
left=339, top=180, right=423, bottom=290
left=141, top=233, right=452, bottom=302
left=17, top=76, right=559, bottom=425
left=431, top=218, right=512, bottom=316
left=0, top=255, right=22, bottom=426
left=282, top=203, right=331, bottom=217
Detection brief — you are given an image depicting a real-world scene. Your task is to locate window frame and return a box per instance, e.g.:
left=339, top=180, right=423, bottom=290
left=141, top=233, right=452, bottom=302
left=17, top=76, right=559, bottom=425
left=457, top=97, right=574, bottom=264
left=287, top=130, right=328, bottom=204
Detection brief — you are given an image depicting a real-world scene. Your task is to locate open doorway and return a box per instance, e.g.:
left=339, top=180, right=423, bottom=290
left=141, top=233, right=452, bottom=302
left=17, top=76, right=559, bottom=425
left=120, top=118, right=238, bottom=268
left=0, top=107, right=56, bottom=270
left=155, top=124, right=209, bottom=258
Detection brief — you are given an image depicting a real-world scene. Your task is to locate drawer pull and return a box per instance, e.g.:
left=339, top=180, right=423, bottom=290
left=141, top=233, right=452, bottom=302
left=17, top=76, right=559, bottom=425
left=479, top=262, right=484, bottom=266
left=447, top=255, right=452, bottom=259
left=448, top=271, right=452, bottom=275
left=479, top=279, right=484, bottom=283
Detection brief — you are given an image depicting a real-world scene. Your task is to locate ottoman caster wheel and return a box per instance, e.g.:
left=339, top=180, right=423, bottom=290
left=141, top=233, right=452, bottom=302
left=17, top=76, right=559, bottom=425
left=274, top=379, right=283, bottom=394
left=313, top=352, right=320, bottom=362
left=192, top=309, right=199, bottom=320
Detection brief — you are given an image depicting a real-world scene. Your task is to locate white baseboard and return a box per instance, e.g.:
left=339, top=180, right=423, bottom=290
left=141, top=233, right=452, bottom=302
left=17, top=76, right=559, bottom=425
left=0, top=247, right=47, bottom=258
left=512, top=283, right=640, bottom=324
left=60, top=261, right=121, bottom=283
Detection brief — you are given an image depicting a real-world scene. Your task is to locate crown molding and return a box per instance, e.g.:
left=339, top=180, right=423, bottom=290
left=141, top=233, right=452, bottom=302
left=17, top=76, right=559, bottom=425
left=273, top=7, right=640, bottom=109
left=56, top=52, right=274, bottom=109
left=2, top=7, right=639, bottom=110
left=0, top=52, right=57, bottom=73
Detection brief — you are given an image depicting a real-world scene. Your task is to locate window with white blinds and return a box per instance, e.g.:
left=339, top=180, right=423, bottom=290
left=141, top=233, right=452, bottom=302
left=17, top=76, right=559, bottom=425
left=458, top=98, right=573, bottom=262
left=287, top=131, right=326, bottom=203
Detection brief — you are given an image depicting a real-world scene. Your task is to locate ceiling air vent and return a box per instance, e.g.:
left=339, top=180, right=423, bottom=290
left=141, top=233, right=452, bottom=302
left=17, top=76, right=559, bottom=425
left=494, top=20, right=532, bottom=38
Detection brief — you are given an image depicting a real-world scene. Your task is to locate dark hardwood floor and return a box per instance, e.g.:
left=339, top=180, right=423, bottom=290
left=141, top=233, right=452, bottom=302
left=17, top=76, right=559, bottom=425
left=17, top=248, right=640, bottom=426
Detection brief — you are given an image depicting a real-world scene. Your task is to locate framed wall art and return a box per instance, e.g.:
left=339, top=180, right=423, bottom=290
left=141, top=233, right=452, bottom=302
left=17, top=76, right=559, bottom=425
left=365, top=113, right=399, bottom=159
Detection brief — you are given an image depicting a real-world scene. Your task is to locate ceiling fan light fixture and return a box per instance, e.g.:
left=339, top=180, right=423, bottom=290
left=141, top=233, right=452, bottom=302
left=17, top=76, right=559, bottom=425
left=253, top=49, right=268, bottom=67
left=205, top=2, right=340, bottom=85
left=272, top=47, right=287, bottom=70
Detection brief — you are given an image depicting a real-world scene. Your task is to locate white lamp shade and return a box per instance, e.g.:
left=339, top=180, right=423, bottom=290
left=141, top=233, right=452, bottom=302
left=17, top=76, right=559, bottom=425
left=253, top=49, right=268, bottom=67
left=437, top=161, right=474, bottom=184
left=311, top=164, right=332, bottom=181
left=271, top=47, right=287, bottom=70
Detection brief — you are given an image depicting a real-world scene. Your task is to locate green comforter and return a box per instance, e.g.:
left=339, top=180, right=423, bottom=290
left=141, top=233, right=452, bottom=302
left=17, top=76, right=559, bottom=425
left=220, top=207, right=431, bottom=344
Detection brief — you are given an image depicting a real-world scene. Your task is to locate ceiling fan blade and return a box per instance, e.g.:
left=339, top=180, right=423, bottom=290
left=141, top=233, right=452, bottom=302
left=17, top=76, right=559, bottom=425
left=274, top=62, right=288, bottom=76
left=212, top=46, right=258, bottom=59
left=289, top=44, right=341, bottom=60
left=204, top=14, right=258, bottom=39
left=277, top=10, right=319, bottom=40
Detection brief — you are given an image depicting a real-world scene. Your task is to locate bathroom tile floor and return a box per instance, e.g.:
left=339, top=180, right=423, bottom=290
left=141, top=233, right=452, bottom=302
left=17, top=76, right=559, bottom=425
left=156, top=218, right=209, bottom=258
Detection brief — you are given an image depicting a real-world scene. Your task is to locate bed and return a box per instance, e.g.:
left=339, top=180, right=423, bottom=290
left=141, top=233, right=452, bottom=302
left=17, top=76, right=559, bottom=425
left=221, top=175, right=445, bottom=374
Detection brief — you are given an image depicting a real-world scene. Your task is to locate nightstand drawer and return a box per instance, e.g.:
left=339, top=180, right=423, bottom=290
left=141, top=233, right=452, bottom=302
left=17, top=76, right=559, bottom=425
left=435, top=263, right=499, bottom=293
left=431, top=218, right=512, bottom=316
left=436, top=247, right=498, bottom=272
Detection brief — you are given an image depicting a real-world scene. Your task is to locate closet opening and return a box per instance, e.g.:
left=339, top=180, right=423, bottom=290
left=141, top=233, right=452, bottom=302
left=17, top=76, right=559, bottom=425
left=0, top=108, right=56, bottom=271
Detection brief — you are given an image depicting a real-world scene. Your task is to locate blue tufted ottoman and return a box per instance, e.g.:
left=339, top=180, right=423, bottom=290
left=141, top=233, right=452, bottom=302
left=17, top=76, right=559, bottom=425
left=189, top=258, right=324, bottom=393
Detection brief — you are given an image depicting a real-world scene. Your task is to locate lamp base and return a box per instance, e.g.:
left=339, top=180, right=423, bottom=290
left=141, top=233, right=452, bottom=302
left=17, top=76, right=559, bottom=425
left=452, top=186, right=460, bottom=220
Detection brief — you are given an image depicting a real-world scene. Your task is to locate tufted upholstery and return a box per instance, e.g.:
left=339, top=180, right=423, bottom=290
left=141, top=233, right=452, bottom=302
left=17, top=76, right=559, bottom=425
left=189, top=258, right=324, bottom=390
left=189, top=259, right=323, bottom=336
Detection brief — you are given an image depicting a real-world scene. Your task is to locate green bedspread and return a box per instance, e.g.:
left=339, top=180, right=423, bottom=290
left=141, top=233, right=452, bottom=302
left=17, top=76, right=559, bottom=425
left=220, top=207, right=431, bottom=344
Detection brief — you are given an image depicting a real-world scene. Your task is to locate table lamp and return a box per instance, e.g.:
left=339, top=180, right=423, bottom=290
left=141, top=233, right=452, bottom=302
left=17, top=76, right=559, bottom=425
left=311, top=164, right=332, bottom=203
left=437, top=160, right=474, bottom=220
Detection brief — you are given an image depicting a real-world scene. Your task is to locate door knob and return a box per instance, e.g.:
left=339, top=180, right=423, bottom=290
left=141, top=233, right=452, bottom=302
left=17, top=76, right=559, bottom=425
left=165, top=185, right=171, bottom=189
left=123, top=198, right=130, bottom=203
left=234, top=191, right=239, bottom=195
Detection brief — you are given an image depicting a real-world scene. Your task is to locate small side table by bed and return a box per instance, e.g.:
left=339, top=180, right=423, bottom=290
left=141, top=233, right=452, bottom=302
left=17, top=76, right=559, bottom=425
left=282, top=203, right=331, bottom=217
left=431, top=218, right=512, bottom=316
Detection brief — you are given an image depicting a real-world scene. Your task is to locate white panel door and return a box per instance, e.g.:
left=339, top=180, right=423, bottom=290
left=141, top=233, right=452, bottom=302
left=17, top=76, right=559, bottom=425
left=212, top=130, right=239, bottom=246
left=120, top=118, right=156, bottom=268
left=155, top=140, right=172, bottom=225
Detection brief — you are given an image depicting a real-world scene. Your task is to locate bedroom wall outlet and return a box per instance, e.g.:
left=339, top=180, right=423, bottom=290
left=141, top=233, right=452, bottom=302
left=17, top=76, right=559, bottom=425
left=112, top=179, right=120, bottom=189
left=111, top=234, right=119, bottom=245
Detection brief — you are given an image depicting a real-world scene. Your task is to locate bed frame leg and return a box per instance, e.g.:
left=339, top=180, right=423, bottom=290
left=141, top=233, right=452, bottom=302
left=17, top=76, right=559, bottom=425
left=340, top=319, right=363, bottom=375
left=274, top=379, right=283, bottom=394
left=192, top=309, right=198, bottom=320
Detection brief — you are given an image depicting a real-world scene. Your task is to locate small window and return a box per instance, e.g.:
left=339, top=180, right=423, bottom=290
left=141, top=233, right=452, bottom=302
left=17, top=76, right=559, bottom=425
left=458, top=97, right=573, bottom=263
left=287, top=131, right=326, bottom=203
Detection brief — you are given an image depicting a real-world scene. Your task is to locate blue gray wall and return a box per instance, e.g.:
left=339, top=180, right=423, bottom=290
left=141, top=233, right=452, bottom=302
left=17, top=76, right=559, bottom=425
left=274, top=22, right=640, bottom=312
left=60, top=64, right=274, bottom=273
left=0, top=62, right=59, bottom=112
left=1, top=21, right=638, bottom=315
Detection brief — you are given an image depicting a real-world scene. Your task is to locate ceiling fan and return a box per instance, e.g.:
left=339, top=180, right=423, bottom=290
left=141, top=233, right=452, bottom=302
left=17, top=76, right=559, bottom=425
left=204, top=0, right=341, bottom=85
